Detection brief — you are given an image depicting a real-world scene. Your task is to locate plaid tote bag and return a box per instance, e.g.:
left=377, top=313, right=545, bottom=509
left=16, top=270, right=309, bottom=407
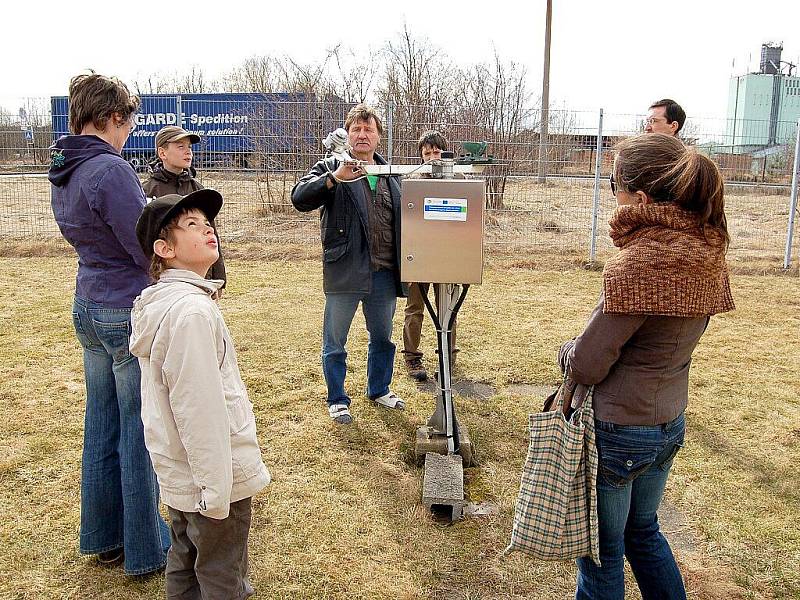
left=505, top=381, right=600, bottom=565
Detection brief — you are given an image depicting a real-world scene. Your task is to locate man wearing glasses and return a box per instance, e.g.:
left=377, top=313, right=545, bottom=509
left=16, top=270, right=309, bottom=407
left=644, top=99, right=685, bottom=137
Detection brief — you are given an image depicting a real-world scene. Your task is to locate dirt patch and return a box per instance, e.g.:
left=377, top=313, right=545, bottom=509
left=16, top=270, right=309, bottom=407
left=658, top=500, right=699, bottom=555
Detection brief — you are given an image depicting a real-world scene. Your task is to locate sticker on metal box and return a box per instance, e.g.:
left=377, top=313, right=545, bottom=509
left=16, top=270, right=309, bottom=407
left=423, top=197, right=467, bottom=221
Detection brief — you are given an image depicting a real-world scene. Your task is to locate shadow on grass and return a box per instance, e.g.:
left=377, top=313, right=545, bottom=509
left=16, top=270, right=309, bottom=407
left=691, top=421, right=800, bottom=505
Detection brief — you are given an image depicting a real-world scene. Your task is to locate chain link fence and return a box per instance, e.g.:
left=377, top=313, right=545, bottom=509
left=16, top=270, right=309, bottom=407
left=1, top=98, right=798, bottom=268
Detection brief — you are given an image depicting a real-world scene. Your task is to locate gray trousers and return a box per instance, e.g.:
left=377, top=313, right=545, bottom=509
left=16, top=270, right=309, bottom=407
left=166, top=498, right=254, bottom=600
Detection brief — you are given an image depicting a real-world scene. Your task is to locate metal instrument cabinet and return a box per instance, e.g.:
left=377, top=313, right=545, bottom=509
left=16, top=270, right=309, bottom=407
left=400, top=178, right=485, bottom=284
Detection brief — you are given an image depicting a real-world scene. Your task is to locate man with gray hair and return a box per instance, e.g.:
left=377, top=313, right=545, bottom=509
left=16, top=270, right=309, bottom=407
left=291, top=104, right=406, bottom=424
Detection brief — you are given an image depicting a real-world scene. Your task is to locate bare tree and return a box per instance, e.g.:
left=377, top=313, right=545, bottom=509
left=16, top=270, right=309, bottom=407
left=221, top=56, right=282, bottom=93
left=133, top=66, right=211, bottom=95
left=456, top=52, right=537, bottom=208
left=330, top=45, right=377, bottom=103
left=376, top=26, right=461, bottom=162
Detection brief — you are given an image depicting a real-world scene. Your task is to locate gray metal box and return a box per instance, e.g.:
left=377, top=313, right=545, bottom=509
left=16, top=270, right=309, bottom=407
left=400, top=179, right=485, bottom=284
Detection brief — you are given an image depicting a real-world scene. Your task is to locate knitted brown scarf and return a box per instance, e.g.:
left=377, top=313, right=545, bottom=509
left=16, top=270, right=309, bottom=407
left=603, top=203, right=735, bottom=316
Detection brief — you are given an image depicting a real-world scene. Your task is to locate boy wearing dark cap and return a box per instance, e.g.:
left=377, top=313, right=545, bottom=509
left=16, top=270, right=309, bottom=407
left=143, top=125, right=226, bottom=286
left=130, top=190, right=270, bottom=599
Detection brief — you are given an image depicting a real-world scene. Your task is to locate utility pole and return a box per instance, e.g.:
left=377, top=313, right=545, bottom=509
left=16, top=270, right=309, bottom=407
left=537, top=0, right=552, bottom=184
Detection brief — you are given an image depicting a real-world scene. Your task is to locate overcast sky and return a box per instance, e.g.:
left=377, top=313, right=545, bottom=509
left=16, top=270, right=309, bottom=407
left=2, top=0, right=798, bottom=122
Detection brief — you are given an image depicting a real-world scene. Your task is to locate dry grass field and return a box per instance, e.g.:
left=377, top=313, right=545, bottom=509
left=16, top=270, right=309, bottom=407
left=0, top=256, right=798, bottom=599
left=1, top=173, right=797, bottom=272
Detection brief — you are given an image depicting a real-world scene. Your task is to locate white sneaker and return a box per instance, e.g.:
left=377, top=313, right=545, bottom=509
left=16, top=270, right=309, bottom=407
left=328, top=403, right=352, bottom=424
left=371, top=391, right=405, bottom=410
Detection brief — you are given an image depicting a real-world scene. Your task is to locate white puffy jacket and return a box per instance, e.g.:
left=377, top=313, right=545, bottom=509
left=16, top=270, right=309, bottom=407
left=130, top=269, right=270, bottom=519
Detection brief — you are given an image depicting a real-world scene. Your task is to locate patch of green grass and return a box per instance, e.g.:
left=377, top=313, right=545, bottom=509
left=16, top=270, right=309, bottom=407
left=0, top=257, right=798, bottom=599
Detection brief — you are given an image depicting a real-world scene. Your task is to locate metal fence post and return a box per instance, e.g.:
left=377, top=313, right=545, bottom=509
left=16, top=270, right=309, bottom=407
left=387, top=100, right=394, bottom=164
left=784, top=118, right=800, bottom=269
left=176, top=95, right=183, bottom=127
left=589, top=108, right=604, bottom=262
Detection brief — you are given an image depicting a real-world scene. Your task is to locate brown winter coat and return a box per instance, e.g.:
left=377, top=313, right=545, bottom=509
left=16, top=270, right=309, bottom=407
left=559, top=203, right=733, bottom=426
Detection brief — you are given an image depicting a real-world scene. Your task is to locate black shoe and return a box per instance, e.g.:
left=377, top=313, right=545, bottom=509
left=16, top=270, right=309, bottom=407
left=97, top=548, right=124, bottom=565
left=405, top=357, right=428, bottom=382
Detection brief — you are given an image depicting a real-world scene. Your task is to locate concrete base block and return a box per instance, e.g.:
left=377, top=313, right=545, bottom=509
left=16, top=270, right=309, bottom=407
left=414, top=424, right=474, bottom=467
left=422, top=453, right=464, bottom=521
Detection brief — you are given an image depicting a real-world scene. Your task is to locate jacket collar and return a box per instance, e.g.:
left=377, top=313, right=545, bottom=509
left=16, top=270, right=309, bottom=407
left=151, top=163, right=196, bottom=184
left=158, top=269, right=224, bottom=295
left=337, top=152, right=398, bottom=225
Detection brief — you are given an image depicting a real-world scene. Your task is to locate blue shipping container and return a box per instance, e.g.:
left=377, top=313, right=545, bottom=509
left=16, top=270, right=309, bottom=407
left=51, top=93, right=349, bottom=170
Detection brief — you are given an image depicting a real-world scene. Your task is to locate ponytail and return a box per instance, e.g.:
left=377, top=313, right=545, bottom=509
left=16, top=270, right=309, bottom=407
left=615, top=134, right=729, bottom=248
left=663, top=150, right=729, bottom=248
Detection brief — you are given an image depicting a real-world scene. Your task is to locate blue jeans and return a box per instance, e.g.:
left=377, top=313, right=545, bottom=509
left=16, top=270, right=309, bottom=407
left=72, top=296, right=170, bottom=575
left=321, top=270, right=397, bottom=406
left=576, top=413, right=686, bottom=600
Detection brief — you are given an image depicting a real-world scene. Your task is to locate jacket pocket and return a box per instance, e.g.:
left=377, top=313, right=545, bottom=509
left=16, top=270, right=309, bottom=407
left=225, top=395, right=251, bottom=434
left=323, top=240, right=348, bottom=263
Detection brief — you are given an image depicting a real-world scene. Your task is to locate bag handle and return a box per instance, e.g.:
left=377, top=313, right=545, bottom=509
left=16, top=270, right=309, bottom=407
left=542, top=375, right=592, bottom=419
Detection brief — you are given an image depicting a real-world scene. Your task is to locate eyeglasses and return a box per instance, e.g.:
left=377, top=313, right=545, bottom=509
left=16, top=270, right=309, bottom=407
left=644, top=117, right=667, bottom=125
left=609, top=173, right=617, bottom=195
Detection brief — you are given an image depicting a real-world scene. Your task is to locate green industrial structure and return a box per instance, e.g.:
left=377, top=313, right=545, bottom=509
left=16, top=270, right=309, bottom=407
left=725, top=43, right=800, bottom=151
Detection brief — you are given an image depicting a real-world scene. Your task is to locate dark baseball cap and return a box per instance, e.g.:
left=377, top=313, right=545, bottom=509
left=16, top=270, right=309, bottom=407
left=155, top=125, right=201, bottom=148
left=136, top=189, right=223, bottom=259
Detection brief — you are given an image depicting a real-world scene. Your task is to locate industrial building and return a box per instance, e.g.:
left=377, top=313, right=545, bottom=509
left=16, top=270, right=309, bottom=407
left=726, top=43, right=800, bottom=151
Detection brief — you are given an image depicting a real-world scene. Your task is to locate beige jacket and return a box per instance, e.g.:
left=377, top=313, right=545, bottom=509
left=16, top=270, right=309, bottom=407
left=130, top=269, right=270, bottom=519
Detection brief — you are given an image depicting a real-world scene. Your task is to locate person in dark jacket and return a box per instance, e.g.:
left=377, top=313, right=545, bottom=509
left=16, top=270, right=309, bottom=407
left=49, top=72, right=170, bottom=575
left=291, top=104, right=405, bottom=425
left=142, top=125, right=226, bottom=286
left=559, top=133, right=734, bottom=599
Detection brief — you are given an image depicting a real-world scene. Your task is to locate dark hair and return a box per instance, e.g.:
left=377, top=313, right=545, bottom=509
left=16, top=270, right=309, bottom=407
left=648, top=98, right=686, bottom=133
left=68, top=72, right=140, bottom=135
left=344, top=103, right=384, bottom=136
left=147, top=207, right=214, bottom=281
left=417, top=130, right=448, bottom=156
left=614, top=133, right=728, bottom=246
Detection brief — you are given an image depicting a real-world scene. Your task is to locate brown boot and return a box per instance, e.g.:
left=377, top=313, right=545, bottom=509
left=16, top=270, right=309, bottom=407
left=405, top=356, right=428, bottom=382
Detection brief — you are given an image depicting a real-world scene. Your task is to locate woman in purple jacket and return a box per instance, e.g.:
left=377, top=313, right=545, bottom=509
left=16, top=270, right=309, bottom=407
left=560, top=133, right=734, bottom=599
left=49, top=73, right=169, bottom=575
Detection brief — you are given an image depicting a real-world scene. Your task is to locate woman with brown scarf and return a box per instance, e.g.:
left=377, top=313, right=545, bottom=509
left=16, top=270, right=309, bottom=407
left=559, top=133, right=734, bottom=599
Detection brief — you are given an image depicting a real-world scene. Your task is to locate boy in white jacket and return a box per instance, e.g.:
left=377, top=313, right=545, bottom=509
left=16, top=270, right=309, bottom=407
left=130, top=189, right=270, bottom=599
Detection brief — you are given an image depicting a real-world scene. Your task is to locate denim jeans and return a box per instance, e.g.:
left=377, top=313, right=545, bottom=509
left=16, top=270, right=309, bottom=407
left=321, top=270, right=397, bottom=406
left=72, top=296, right=170, bottom=575
left=576, top=413, right=686, bottom=600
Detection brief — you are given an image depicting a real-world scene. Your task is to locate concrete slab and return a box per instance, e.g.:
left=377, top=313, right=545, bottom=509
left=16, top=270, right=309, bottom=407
left=422, top=453, right=464, bottom=521
left=414, top=424, right=474, bottom=467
